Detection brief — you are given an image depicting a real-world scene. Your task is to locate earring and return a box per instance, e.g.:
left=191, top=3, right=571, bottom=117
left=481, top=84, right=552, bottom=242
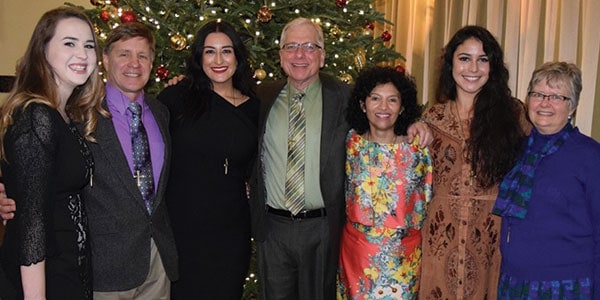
left=399, top=107, right=405, bottom=115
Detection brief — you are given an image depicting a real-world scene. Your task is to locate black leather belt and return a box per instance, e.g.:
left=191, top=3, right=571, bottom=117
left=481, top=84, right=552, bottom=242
left=266, top=206, right=326, bottom=220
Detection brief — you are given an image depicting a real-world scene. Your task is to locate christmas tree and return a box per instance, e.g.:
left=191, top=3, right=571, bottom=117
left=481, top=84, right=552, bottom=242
left=72, top=0, right=403, bottom=95
left=69, top=0, right=402, bottom=298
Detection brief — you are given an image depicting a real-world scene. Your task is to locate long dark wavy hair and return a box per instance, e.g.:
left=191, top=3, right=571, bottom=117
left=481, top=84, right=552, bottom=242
left=180, top=20, right=256, bottom=120
left=436, top=25, right=526, bottom=188
left=347, top=67, right=421, bottom=136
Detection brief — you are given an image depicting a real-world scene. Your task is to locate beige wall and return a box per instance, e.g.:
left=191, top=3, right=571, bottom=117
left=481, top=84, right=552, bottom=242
left=0, top=0, right=91, bottom=101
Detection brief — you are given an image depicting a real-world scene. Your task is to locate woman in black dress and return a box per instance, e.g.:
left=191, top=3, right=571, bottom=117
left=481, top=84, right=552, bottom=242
left=158, top=20, right=258, bottom=299
left=0, top=7, right=106, bottom=300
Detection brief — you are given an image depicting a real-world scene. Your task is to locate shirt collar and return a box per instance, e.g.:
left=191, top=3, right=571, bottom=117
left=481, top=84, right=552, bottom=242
left=105, top=82, right=146, bottom=116
left=286, top=77, right=321, bottom=98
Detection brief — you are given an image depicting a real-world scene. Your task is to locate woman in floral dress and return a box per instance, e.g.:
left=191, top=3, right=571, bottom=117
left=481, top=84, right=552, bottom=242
left=337, top=67, right=433, bottom=300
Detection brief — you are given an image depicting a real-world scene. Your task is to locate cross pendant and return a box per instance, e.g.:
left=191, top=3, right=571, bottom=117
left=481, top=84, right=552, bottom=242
left=224, top=158, right=229, bottom=175
left=133, top=169, right=145, bottom=187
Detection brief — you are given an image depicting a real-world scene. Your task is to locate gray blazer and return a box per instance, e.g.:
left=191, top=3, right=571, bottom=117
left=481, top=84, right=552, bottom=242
left=250, top=73, right=351, bottom=263
left=84, top=95, right=178, bottom=292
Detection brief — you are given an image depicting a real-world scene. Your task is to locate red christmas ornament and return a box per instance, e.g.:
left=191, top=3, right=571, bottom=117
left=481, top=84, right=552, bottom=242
left=100, top=10, right=110, bottom=22
left=156, top=65, right=169, bottom=81
left=120, top=10, right=136, bottom=23
left=395, top=64, right=406, bottom=74
left=365, top=22, right=375, bottom=30
left=381, top=30, right=392, bottom=42
left=336, top=0, right=347, bottom=8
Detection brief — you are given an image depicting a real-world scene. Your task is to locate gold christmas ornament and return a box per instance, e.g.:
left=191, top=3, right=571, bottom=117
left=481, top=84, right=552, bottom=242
left=93, top=24, right=101, bottom=36
left=170, top=33, right=187, bottom=51
left=254, top=68, right=267, bottom=80
left=257, top=6, right=273, bottom=23
left=339, top=73, right=353, bottom=84
left=377, top=61, right=393, bottom=67
left=354, top=49, right=366, bottom=72
left=329, top=25, right=342, bottom=38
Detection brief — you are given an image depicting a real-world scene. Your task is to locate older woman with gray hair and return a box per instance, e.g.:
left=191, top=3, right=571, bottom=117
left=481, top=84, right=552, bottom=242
left=493, top=61, right=600, bottom=299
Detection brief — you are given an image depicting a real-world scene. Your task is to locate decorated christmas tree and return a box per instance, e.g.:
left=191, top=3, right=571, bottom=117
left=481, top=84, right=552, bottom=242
left=69, top=0, right=402, bottom=298
left=71, top=0, right=403, bottom=95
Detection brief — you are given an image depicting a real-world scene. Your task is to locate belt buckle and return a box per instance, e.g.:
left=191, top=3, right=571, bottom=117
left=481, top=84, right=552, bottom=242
left=291, top=210, right=306, bottom=220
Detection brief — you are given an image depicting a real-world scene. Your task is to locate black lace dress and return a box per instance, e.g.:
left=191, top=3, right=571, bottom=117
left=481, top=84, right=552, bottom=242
left=0, top=103, right=93, bottom=300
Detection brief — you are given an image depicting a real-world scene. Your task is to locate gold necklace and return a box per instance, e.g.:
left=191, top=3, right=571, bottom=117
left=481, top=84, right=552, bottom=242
left=452, top=102, right=477, bottom=186
left=222, top=88, right=240, bottom=175
left=228, top=90, right=239, bottom=106
left=366, top=131, right=397, bottom=144
left=217, top=86, right=241, bottom=106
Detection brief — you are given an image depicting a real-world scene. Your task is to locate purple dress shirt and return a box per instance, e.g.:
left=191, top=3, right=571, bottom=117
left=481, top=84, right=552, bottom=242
left=105, top=82, right=164, bottom=191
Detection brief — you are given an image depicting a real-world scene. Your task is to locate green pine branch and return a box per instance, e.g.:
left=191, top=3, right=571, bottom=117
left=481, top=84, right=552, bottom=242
left=67, top=0, right=403, bottom=96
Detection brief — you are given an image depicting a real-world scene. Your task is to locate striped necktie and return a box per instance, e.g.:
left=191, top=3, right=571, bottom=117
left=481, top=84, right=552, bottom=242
left=285, top=92, right=306, bottom=215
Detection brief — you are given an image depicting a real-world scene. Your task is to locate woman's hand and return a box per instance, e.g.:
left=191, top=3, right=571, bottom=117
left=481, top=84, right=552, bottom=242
left=163, top=75, right=186, bottom=88
left=0, top=183, right=15, bottom=225
left=407, top=120, right=432, bottom=147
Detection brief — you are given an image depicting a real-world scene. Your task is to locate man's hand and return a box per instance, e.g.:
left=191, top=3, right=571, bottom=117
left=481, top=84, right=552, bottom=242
left=407, top=120, right=433, bottom=147
left=163, top=75, right=186, bottom=88
left=0, top=183, right=16, bottom=225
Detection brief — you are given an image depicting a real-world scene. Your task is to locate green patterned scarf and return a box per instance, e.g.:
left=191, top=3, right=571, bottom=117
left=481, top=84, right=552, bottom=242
left=493, top=123, right=573, bottom=219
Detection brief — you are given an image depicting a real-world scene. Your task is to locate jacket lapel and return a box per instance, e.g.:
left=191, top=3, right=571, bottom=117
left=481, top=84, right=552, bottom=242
left=145, top=96, right=170, bottom=211
left=319, top=75, right=344, bottom=176
left=94, top=109, right=146, bottom=209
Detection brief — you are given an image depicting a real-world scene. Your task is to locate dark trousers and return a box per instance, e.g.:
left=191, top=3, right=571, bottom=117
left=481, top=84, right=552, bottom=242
left=257, top=213, right=335, bottom=300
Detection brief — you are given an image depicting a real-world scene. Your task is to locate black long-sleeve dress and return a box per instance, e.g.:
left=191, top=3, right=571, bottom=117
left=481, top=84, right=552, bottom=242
left=0, top=103, right=93, bottom=299
left=159, top=86, right=258, bottom=299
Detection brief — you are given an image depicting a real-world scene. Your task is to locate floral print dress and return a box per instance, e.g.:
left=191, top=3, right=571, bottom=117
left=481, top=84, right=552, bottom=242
left=337, top=130, right=433, bottom=300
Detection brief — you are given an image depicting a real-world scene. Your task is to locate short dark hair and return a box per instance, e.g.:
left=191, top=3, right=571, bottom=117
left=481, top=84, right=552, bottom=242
left=347, top=67, right=420, bottom=135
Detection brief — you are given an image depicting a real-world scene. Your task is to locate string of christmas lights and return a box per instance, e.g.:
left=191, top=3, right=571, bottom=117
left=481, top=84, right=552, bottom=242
left=73, top=0, right=404, bottom=95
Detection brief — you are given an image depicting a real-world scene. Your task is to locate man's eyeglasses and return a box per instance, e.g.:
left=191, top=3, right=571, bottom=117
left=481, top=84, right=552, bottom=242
left=528, top=91, right=571, bottom=104
left=281, top=42, right=322, bottom=53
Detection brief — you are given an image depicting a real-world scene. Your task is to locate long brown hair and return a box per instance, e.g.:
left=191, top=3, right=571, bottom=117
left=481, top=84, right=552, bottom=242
left=437, top=25, right=527, bottom=188
left=0, top=6, right=108, bottom=161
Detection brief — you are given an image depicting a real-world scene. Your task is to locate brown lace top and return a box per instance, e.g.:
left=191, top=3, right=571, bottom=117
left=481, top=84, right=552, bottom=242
left=418, top=101, right=530, bottom=300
